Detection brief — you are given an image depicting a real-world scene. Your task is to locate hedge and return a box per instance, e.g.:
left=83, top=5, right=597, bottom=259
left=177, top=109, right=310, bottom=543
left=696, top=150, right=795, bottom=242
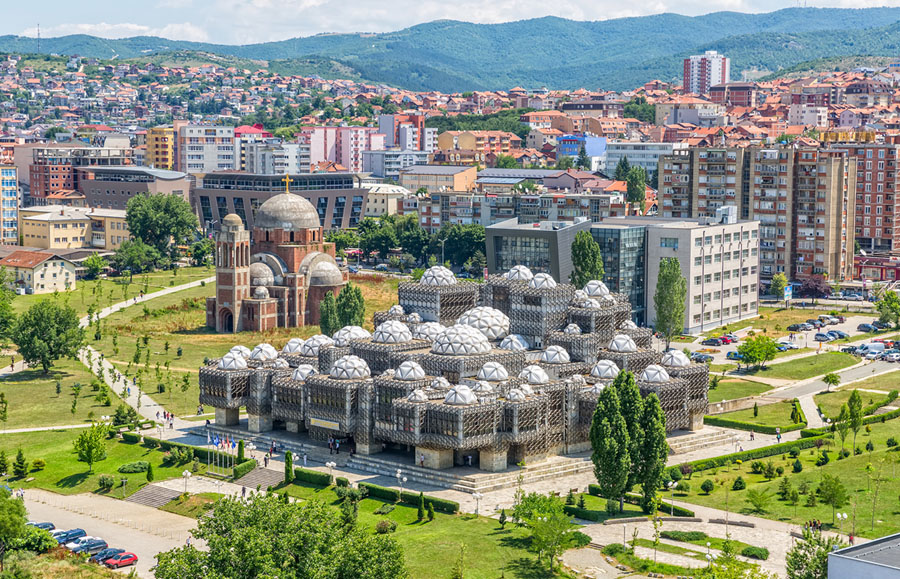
left=233, top=459, right=255, bottom=480
left=584, top=486, right=694, bottom=517
left=121, top=432, right=141, bottom=444
left=294, top=467, right=332, bottom=487
left=704, top=399, right=806, bottom=435
left=336, top=477, right=350, bottom=488
left=564, top=505, right=604, bottom=521
left=140, top=435, right=255, bottom=479
left=677, top=434, right=832, bottom=473
left=359, top=482, right=400, bottom=502
left=359, top=482, right=459, bottom=514
left=802, top=406, right=900, bottom=438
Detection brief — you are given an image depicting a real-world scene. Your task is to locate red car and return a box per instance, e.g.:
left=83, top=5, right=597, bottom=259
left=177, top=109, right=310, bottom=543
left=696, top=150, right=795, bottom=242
left=717, top=336, right=734, bottom=344
left=105, top=552, right=138, bottom=569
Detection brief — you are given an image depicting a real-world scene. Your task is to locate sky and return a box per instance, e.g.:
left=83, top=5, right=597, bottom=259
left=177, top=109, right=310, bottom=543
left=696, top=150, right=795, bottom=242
left=10, top=0, right=900, bottom=45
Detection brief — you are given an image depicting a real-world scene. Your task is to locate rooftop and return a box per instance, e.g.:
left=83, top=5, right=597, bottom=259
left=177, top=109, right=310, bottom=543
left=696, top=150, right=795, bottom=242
left=488, top=217, right=591, bottom=231
left=830, top=532, right=900, bottom=570
left=84, top=165, right=188, bottom=180
left=0, top=250, right=60, bottom=269
left=21, top=205, right=126, bottom=221
left=478, top=168, right=562, bottom=179
left=399, top=165, right=474, bottom=175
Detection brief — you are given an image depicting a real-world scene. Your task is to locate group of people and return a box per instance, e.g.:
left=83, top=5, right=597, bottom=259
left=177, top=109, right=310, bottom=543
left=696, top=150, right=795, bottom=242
left=156, top=410, right=176, bottom=429
left=328, top=437, right=341, bottom=454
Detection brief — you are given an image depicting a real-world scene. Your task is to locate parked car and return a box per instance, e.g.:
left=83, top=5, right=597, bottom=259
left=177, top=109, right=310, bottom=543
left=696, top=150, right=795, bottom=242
left=26, top=522, right=54, bottom=531
left=841, top=345, right=860, bottom=354
left=701, top=338, right=724, bottom=346
left=857, top=323, right=878, bottom=333
left=827, top=330, right=849, bottom=340
left=72, top=538, right=108, bottom=555
left=690, top=353, right=714, bottom=363
left=806, top=319, right=825, bottom=328
left=726, top=351, right=743, bottom=360
left=777, top=340, right=800, bottom=350
left=52, top=529, right=85, bottom=545
left=884, top=352, right=900, bottom=363
left=846, top=294, right=864, bottom=301
left=814, top=333, right=833, bottom=342
left=724, top=333, right=740, bottom=342
left=105, top=552, right=138, bottom=569
left=91, top=548, right=125, bottom=565
left=799, top=323, right=815, bottom=331
left=348, top=265, right=358, bottom=274
left=65, top=535, right=100, bottom=551
left=456, top=272, right=473, bottom=279
left=374, top=263, right=389, bottom=271
left=833, top=315, right=847, bottom=323
left=873, top=320, right=891, bottom=330
left=787, top=324, right=805, bottom=332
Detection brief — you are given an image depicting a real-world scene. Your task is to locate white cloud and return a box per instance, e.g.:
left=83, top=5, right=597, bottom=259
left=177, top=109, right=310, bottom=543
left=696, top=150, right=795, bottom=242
left=20, top=21, right=209, bottom=42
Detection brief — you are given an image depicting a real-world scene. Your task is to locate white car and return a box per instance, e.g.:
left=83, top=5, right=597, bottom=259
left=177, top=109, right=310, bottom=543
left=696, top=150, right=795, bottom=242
left=777, top=340, right=800, bottom=350
left=884, top=352, right=900, bottom=363
left=865, top=351, right=882, bottom=360
left=65, top=536, right=99, bottom=551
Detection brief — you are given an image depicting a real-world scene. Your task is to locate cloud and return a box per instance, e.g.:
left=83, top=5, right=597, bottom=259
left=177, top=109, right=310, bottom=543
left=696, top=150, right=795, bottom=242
left=20, top=21, right=209, bottom=42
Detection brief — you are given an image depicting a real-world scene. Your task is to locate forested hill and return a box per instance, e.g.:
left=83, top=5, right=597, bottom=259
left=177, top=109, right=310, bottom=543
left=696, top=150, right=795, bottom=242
left=3, top=7, right=900, bottom=91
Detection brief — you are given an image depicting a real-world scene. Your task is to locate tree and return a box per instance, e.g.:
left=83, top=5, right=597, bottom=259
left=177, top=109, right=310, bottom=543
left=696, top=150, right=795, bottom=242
left=635, top=393, right=668, bottom=510
left=284, top=451, right=294, bottom=484
left=799, top=275, right=830, bottom=300
left=575, top=143, right=590, bottom=170
left=237, top=439, right=245, bottom=462
left=113, top=239, right=162, bottom=274
left=464, top=251, right=487, bottom=278
left=155, top=493, right=409, bottom=579
left=450, top=544, right=465, bottom=579
left=614, top=156, right=631, bottom=181
left=527, top=505, right=577, bottom=571
left=623, top=97, right=655, bottom=124
left=336, top=282, right=365, bottom=328
left=877, top=291, right=900, bottom=328
left=326, top=230, right=360, bottom=254
left=817, top=473, right=848, bottom=524
left=146, top=462, right=154, bottom=482
left=848, top=389, right=863, bottom=450
left=626, top=166, right=647, bottom=212
left=11, top=450, right=25, bottom=478
left=653, top=258, right=686, bottom=348
left=786, top=528, right=845, bottom=579
left=499, top=509, right=507, bottom=528
left=12, top=300, right=84, bottom=374
left=0, top=487, right=26, bottom=568
left=701, top=479, right=715, bottom=494
left=126, top=193, right=198, bottom=257
left=590, top=384, right=630, bottom=510
left=190, top=238, right=214, bottom=267
left=569, top=231, right=604, bottom=288
left=770, top=272, right=788, bottom=300
left=610, top=371, right=643, bottom=489
left=494, top=154, right=518, bottom=169
left=836, top=404, right=850, bottom=453
left=555, top=156, right=574, bottom=170
left=319, top=291, right=340, bottom=336
left=746, top=489, right=771, bottom=514
left=82, top=253, right=107, bottom=280
left=73, top=423, right=109, bottom=473
left=417, top=492, right=425, bottom=521
left=823, top=372, right=841, bottom=392
left=737, top=335, right=779, bottom=369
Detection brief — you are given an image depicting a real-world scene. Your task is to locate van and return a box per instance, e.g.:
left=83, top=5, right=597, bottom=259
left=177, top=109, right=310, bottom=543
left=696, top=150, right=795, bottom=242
left=861, top=342, right=886, bottom=359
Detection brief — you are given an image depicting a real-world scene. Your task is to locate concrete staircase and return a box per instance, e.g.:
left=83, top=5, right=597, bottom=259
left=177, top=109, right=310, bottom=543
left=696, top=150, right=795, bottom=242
left=194, top=425, right=351, bottom=468
left=666, top=429, right=736, bottom=454
left=234, top=466, right=285, bottom=490
left=126, top=484, right=182, bottom=508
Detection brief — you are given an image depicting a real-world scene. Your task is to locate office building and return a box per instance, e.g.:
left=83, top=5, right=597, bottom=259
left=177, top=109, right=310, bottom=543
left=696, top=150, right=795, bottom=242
left=146, top=126, right=175, bottom=170
left=244, top=142, right=311, bottom=175
left=362, top=149, right=429, bottom=181
left=19, top=205, right=130, bottom=250
left=192, top=172, right=369, bottom=232
left=485, top=217, right=591, bottom=283
left=28, top=146, right=134, bottom=205
left=176, top=125, right=236, bottom=173
left=683, top=50, right=730, bottom=95
left=605, top=142, right=687, bottom=176
left=76, top=166, right=190, bottom=210
left=591, top=222, right=647, bottom=324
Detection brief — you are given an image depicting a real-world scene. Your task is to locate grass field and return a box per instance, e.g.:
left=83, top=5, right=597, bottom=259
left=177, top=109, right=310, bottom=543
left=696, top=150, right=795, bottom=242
left=708, top=401, right=799, bottom=430
left=674, top=415, right=900, bottom=538
left=702, top=307, right=846, bottom=340
left=160, top=491, right=223, bottom=518
left=708, top=378, right=772, bottom=404
left=838, top=370, right=900, bottom=392
left=0, top=359, right=123, bottom=429
left=5, top=550, right=119, bottom=578
left=747, top=352, right=857, bottom=380
left=815, top=388, right=894, bottom=420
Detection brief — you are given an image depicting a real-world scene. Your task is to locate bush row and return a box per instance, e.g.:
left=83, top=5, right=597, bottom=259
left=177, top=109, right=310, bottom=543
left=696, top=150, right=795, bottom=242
left=233, top=459, right=255, bottom=480
left=294, top=467, right=332, bottom=487
left=864, top=390, right=899, bottom=416
left=704, top=399, right=806, bottom=435
left=585, top=486, right=694, bottom=517
left=563, top=505, right=604, bottom=521
left=121, top=432, right=141, bottom=444
left=357, top=482, right=459, bottom=514
left=677, top=434, right=832, bottom=472
left=140, top=435, right=254, bottom=479
left=801, top=406, right=900, bottom=438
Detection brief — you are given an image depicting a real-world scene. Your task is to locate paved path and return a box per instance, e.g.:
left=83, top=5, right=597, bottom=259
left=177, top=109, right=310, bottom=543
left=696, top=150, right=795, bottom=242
left=0, top=423, right=92, bottom=434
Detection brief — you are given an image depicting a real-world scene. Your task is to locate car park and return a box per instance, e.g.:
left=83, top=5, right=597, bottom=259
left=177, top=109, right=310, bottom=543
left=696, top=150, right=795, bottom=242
left=91, top=548, right=124, bottom=565
left=105, top=552, right=138, bottom=569
left=701, top=338, right=724, bottom=346
left=52, top=529, right=85, bottom=545
left=26, top=522, right=54, bottom=531
left=799, top=323, right=815, bottom=331
left=724, top=333, right=740, bottom=342
left=690, top=353, right=714, bottom=363
left=65, top=535, right=100, bottom=551
left=858, top=323, right=878, bottom=333
left=72, top=538, right=108, bottom=555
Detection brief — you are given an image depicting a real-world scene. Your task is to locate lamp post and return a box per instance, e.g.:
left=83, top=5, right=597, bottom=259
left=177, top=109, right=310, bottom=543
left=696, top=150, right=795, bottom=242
left=326, top=461, right=336, bottom=483
left=837, top=512, right=848, bottom=534
left=400, top=476, right=407, bottom=498
left=182, top=470, right=191, bottom=493
left=121, top=477, right=128, bottom=499
left=706, top=542, right=711, bottom=567
left=667, top=481, right=677, bottom=515
left=472, top=492, right=483, bottom=516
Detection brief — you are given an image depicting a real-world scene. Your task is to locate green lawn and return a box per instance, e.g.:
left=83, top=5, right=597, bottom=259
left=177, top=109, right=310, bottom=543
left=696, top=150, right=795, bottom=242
left=838, top=370, right=900, bottom=392
left=709, top=363, right=737, bottom=374
left=708, top=379, right=772, bottom=404
left=814, top=390, right=854, bottom=420
left=160, top=492, right=222, bottom=518
left=710, top=401, right=798, bottom=429
left=703, top=307, right=843, bottom=340
left=747, top=352, right=857, bottom=380
left=0, top=359, right=123, bottom=429
left=674, top=415, right=900, bottom=538
left=0, top=429, right=206, bottom=497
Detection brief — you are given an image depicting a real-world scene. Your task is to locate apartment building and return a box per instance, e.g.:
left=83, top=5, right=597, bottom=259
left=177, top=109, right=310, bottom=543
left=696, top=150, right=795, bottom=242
left=146, top=126, right=175, bottom=170
left=0, top=165, right=17, bottom=245
left=436, top=131, right=522, bottom=156
left=378, top=114, right=430, bottom=151
left=0, top=250, right=76, bottom=294
left=708, top=83, right=758, bottom=107
left=362, top=149, right=429, bottom=181
left=604, top=141, right=687, bottom=176
left=28, top=146, right=134, bottom=205
left=176, top=125, right=236, bottom=174
left=398, top=165, right=477, bottom=194
left=243, top=141, right=311, bottom=175
left=559, top=99, right=624, bottom=119
left=233, top=125, right=274, bottom=171
left=19, top=205, right=129, bottom=250
left=788, top=104, right=828, bottom=127
left=77, top=166, right=190, bottom=210
left=363, top=183, right=411, bottom=218
left=299, top=126, right=385, bottom=172
left=683, top=50, right=730, bottom=95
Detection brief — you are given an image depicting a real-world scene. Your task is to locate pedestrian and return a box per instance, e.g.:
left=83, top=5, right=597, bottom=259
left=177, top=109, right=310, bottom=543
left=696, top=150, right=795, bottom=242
left=329, top=437, right=334, bottom=455
left=750, top=430, right=755, bottom=441
left=850, top=534, right=854, bottom=545
left=186, top=537, right=191, bottom=547
left=242, top=486, right=246, bottom=498
left=264, top=455, right=269, bottom=468
left=777, top=433, right=781, bottom=443
left=127, top=386, right=131, bottom=396
left=335, top=439, right=340, bottom=454
left=420, top=453, right=425, bottom=468
left=303, top=453, right=307, bottom=467
left=156, top=411, right=160, bottom=421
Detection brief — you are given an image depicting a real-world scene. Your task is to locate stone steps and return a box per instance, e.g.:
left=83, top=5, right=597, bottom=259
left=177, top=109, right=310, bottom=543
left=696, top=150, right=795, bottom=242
left=125, top=484, right=182, bottom=508
left=667, top=430, right=735, bottom=454
left=234, top=466, right=285, bottom=491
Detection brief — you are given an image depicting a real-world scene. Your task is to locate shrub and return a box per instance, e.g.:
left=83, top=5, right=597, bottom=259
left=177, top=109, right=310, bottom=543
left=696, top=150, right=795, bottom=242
left=662, top=531, right=707, bottom=542
left=606, top=499, right=618, bottom=515
left=602, top=543, right=625, bottom=556
left=789, top=449, right=800, bottom=458
left=427, top=502, right=435, bottom=521
left=805, top=493, right=817, bottom=507
left=867, top=441, right=875, bottom=452
left=793, top=459, right=803, bottom=473
left=98, top=474, right=115, bottom=490
left=117, top=461, right=149, bottom=473
left=13, top=525, right=57, bottom=553
left=888, top=437, right=898, bottom=448
left=121, top=431, right=141, bottom=444
left=668, top=467, right=683, bottom=482
left=232, top=459, right=255, bottom=480
left=732, top=477, right=746, bottom=491
left=855, top=446, right=863, bottom=455
left=375, top=519, right=397, bottom=534
left=336, top=476, right=350, bottom=488
left=816, top=451, right=830, bottom=466
left=293, top=467, right=332, bottom=487
left=741, top=546, right=770, bottom=560
left=675, top=481, right=690, bottom=493
left=146, top=463, right=154, bottom=482
left=679, top=463, right=693, bottom=478
left=750, top=460, right=765, bottom=474
left=359, top=482, right=399, bottom=503
left=31, top=459, right=45, bottom=471
left=701, top=479, right=715, bottom=494
left=776, top=466, right=784, bottom=476
left=373, top=503, right=395, bottom=515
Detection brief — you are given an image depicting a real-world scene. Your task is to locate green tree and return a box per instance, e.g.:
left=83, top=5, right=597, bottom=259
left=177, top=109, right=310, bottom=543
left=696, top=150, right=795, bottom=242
left=836, top=404, right=850, bottom=452
left=877, top=291, right=900, bottom=328
left=623, top=97, right=656, bottom=124
left=816, top=473, right=848, bottom=524
left=326, top=230, right=360, bottom=254
left=848, top=389, right=863, bottom=450
left=786, top=528, right=845, bottom=579
left=823, top=372, right=840, bottom=392
left=113, top=239, right=162, bottom=274
left=336, top=282, right=365, bottom=328
left=126, top=193, right=198, bottom=257
left=611, top=371, right=643, bottom=491
left=0, top=487, right=26, bottom=567
left=154, top=493, right=409, bottom=579
left=146, top=462, right=154, bottom=482
left=653, top=258, right=686, bottom=348
left=12, top=300, right=84, bottom=374
left=73, top=422, right=109, bottom=473
left=237, top=439, right=245, bottom=462
left=575, top=143, right=590, bottom=170
left=417, top=492, right=425, bottom=521
left=555, top=156, right=574, bottom=170
left=284, top=451, right=294, bottom=484
left=737, top=335, right=779, bottom=369
left=569, top=231, right=604, bottom=288
left=614, top=156, right=631, bottom=181
left=770, top=272, right=788, bottom=300
left=494, top=154, right=518, bottom=169
left=190, top=238, right=214, bottom=267
left=626, top=166, right=647, bottom=212
left=635, top=393, right=668, bottom=510
left=82, top=253, right=107, bottom=280
left=527, top=505, right=577, bottom=571
left=11, top=450, right=25, bottom=478
left=746, top=488, right=772, bottom=514
left=319, top=291, right=340, bottom=336
left=590, top=384, right=630, bottom=510
left=701, top=479, right=715, bottom=494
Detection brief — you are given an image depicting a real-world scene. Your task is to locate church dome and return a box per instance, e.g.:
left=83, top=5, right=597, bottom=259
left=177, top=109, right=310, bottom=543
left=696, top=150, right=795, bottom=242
left=222, top=213, right=243, bottom=228
left=309, top=260, right=344, bottom=286
left=254, top=193, right=321, bottom=231
left=249, top=262, right=275, bottom=287
left=253, top=286, right=270, bottom=299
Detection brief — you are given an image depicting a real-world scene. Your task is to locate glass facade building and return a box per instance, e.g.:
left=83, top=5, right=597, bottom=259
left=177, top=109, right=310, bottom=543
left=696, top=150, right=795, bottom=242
left=591, top=224, right=647, bottom=324
left=493, top=235, right=552, bottom=274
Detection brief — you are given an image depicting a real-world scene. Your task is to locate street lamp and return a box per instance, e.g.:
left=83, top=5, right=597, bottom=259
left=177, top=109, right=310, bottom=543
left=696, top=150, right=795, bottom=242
left=326, top=461, right=336, bottom=483
left=400, top=476, right=407, bottom=497
left=667, top=481, right=678, bottom=515
left=182, top=470, right=191, bottom=493
left=472, top=492, right=483, bottom=516
left=837, top=512, right=848, bottom=534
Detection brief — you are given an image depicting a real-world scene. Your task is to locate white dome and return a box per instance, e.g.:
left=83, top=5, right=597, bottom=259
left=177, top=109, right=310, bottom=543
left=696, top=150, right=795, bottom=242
left=519, top=365, right=550, bottom=385
left=389, top=305, right=405, bottom=315
left=273, top=358, right=289, bottom=369
left=586, top=383, right=606, bottom=395
left=382, top=368, right=396, bottom=377
left=580, top=298, right=602, bottom=309
left=282, top=338, right=306, bottom=354
left=444, top=385, right=477, bottom=405
left=332, top=326, right=371, bottom=347
left=608, top=335, right=638, bottom=353
left=218, top=352, right=247, bottom=370
left=330, top=355, right=371, bottom=380
left=413, top=322, right=446, bottom=341
left=407, top=389, right=428, bottom=403
left=431, top=325, right=492, bottom=356
left=540, top=345, right=570, bottom=364
left=591, top=359, right=620, bottom=380
left=300, top=334, right=334, bottom=356
left=507, top=388, right=527, bottom=402
left=563, top=323, right=581, bottom=335
left=397, top=361, right=426, bottom=381
left=249, top=262, right=275, bottom=287
left=292, top=364, right=316, bottom=381
left=229, top=345, right=251, bottom=359
left=620, top=320, right=638, bottom=330
left=584, top=280, right=610, bottom=297
left=250, top=343, right=278, bottom=362
left=529, top=273, right=557, bottom=289
left=572, top=290, right=587, bottom=303
left=430, top=377, right=451, bottom=390
left=661, top=350, right=691, bottom=368
left=408, top=312, right=422, bottom=323
left=568, top=374, right=586, bottom=388
left=420, top=266, right=457, bottom=286
left=499, top=334, right=530, bottom=352
left=473, top=381, right=494, bottom=395
left=478, top=361, right=509, bottom=382
left=506, top=265, right=534, bottom=281
left=373, top=320, right=413, bottom=344
left=641, top=364, right=671, bottom=383
left=253, top=286, right=270, bottom=299
left=601, top=294, right=616, bottom=304
left=457, top=306, right=510, bottom=340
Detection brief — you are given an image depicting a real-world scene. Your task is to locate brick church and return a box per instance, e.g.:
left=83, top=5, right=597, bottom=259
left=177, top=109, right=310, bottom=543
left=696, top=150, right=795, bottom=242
left=205, top=190, right=347, bottom=333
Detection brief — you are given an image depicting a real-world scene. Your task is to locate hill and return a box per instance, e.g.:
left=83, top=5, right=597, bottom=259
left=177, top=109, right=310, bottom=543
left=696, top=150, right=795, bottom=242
left=2, top=8, right=900, bottom=91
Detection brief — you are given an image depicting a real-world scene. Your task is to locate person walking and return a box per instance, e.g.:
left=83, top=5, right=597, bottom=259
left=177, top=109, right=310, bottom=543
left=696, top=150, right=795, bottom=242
left=264, top=455, right=269, bottom=468
left=242, top=486, right=247, bottom=498
left=328, top=437, right=334, bottom=455
left=303, top=453, right=307, bottom=467
left=420, top=453, right=425, bottom=468
left=335, top=439, right=340, bottom=454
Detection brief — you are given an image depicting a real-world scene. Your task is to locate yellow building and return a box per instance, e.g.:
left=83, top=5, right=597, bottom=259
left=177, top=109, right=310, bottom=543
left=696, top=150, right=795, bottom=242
left=0, top=250, right=76, bottom=294
left=19, top=206, right=129, bottom=250
left=363, top=183, right=411, bottom=218
left=147, top=126, right=176, bottom=170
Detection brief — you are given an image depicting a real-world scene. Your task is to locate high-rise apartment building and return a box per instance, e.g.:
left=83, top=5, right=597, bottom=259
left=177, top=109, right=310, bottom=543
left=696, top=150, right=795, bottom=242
left=244, top=142, right=311, bottom=175
left=146, top=126, right=175, bottom=170
left=683, top=50, right=730, bottom=95
left=378, top=114, right=427, bottom=151
left=29, top=146, right=134, bottom=205
left=176, top=125, right=236, bottom=174
left=298, top=126, right=385, bottom=172
left=0, top=164, right=17, bottom=244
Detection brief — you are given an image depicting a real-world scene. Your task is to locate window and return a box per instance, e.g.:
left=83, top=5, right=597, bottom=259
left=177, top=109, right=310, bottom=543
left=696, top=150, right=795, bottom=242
left=694, top=256, right=702, bottom=266
left=660, top=237, right=678, bottom=249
